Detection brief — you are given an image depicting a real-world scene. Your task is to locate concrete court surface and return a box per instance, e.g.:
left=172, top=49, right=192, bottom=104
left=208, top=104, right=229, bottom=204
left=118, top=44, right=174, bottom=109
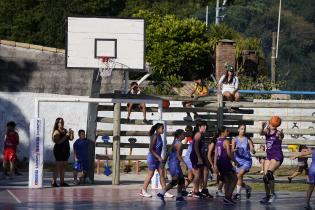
left=0, top=172, right=312, bottom=210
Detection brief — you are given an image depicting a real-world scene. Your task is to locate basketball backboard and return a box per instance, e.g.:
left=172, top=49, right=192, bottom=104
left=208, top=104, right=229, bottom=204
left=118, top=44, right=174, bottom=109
left=66, top=17, right=146, bottom=72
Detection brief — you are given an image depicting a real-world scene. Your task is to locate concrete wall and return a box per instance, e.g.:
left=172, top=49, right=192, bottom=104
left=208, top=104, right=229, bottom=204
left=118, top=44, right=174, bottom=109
left=0, top=41, right=123, bottom=95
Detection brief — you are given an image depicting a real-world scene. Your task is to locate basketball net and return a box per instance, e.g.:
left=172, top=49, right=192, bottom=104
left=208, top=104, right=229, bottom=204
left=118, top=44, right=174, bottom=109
left=97, top=57, right=116, bottom=79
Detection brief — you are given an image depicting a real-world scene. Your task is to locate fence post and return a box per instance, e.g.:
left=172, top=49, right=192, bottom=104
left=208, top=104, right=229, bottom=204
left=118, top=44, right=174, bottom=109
left=112, top=93, right=121, bottom=185
left=217, top=93, right=224, bottom=128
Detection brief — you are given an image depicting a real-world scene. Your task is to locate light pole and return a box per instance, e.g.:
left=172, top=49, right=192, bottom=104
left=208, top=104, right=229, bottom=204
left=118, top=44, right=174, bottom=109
left=276, top=0, right=282, bottom=59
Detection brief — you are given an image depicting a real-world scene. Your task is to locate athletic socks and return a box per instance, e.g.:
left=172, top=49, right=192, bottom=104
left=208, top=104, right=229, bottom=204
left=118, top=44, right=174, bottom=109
left=236, top=185, right=242, bottom=194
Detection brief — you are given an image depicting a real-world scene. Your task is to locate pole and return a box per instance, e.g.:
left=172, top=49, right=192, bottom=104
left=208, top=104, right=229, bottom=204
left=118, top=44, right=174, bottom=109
left=206, top=6, right=209, bottom=27
left=271, top=32, right=277, bottom=83
left=215, top=0, right=220, bottom=25
left=276, top=0, right=282, bottom=59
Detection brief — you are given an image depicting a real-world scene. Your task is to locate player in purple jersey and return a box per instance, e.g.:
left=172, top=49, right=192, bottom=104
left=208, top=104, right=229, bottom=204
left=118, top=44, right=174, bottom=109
left=158, top=129, right=186, bottom=203
left=259, top=120, right=284, bottom=204
left=190, top=121, right=208, bottom=199
left=140, top=123, right=166, bottom=199
left=214, top=126, right=237, bottom=205
left=208, top=135, right=224, bottom=197
left=232, top=124, right=255, bottom=200
left=291, top=147, right=315, bottom=210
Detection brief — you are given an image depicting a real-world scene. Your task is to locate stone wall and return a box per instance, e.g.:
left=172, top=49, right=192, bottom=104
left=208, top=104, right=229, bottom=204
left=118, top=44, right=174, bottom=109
left=0, top=40, right=123, bottom=95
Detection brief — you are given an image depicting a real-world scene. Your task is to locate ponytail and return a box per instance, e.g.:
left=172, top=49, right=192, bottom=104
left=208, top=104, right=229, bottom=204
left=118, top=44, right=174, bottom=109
left=149, top=123, right=164, bottom=136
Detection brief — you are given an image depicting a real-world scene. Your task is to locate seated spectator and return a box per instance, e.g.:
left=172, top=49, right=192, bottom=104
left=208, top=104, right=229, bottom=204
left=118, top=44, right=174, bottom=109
left=127, top=82, right=147, bottom=123
left=73, top=130, right=89, bottom=185
left=2, top=121, right=19, bottom=179
left=218, top=64, right=240, bottom=102
left=182, top=74, right=208, bottom=121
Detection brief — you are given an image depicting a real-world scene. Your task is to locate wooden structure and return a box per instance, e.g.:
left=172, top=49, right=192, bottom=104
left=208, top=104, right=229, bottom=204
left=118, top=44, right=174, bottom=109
left=95, top=93, right=315, bottom=184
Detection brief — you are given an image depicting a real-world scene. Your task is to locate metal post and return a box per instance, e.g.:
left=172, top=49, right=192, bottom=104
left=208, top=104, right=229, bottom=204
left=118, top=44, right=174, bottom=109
left=206, top=6, right=209, bottom=27
left=215, top=0, right=220, bottom=25
left=276, top=0, right=282, bottom=59
left=271, top=32, right=277, bottom=83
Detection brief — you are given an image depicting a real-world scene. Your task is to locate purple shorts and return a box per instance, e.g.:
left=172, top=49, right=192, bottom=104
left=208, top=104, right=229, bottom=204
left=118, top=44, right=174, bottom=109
left=266, top=153, right=284, bottom=165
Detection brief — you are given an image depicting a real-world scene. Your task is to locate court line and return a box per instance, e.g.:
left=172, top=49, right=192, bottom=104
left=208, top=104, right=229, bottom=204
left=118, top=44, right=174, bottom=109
left=7, top=189, right=22, bottom=204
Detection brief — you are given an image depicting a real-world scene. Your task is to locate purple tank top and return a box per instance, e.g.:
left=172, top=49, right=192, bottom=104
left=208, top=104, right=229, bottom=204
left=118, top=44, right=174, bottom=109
left=216, top=137, right=233, bottom=170
left=265, top=131, right=283, bottom=159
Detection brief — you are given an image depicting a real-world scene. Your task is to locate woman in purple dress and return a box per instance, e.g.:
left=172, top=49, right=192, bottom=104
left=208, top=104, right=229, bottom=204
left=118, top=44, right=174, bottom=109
left=259, top=119, right=284, bottom=204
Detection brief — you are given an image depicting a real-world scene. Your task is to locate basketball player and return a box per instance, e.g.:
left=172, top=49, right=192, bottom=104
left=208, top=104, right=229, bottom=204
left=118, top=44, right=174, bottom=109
left=158, top=129, right=186, bottom=203
left=259, top=117, right=284, bottom=204
left=232, top=124, right=255, bottom=200
left=213, top=126, right=237, bottom=205
left=291, top=147, right=315, bottom=210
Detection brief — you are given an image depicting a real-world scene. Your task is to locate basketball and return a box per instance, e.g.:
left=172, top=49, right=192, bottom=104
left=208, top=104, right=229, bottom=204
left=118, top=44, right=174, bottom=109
left=270, top=116, right=281, bottom=127
left=162, top=100, right=170, bottom=108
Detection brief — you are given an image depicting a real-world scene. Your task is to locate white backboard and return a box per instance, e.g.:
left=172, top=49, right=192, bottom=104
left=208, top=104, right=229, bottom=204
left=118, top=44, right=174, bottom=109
left=66, top=17, right=146, bottom=71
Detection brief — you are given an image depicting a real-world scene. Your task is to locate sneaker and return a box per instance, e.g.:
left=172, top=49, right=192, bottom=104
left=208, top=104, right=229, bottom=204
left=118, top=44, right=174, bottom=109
left=224, top=197, right=235, bottom=205
left=260, top=171, right=264, bottom=174
left=176, top=196, right=186, bottom=202
left=165, top=192, right=174, bottom=198
left=157, top=193, right=165, bottom=203
left=140, top=189, right=152, bottom=198
left=181, top=190, right=189, bottom=196
left=143, top=119, right=148, bottom=124
left=233, top=193, right=241, bottom=201
left=183, top=116, right=193, bottom=121
left=268, top=193, right=277, bottom=203
left=260, top=195, right=270, bottom=204
left=187, top=191, right=193, bottom=197
left=51, top=182, right=59, bottom=187
left=201, top=189, right=213, bottom=198
left=60, top=182, right=69, bottom=187
left=304, top=203, right=312, bottom=210
left=216, top=191, right=225, bottom=197
left=246, top=186, right=252, bottom=199
left=288, top=177, right=292, bottom=183
left=73, top=180, right=80, bottom=185
left=192, top=192, right=205, bottom=199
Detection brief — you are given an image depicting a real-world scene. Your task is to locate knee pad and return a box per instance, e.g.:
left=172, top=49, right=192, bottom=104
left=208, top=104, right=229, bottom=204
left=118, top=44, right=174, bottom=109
left=170, top=180, right=178, bottom=187
left=178, top=177, right=185, bottom=186
left=266, top=170, right=274, bottom=181
left=263, top=175, right=269, bottom=184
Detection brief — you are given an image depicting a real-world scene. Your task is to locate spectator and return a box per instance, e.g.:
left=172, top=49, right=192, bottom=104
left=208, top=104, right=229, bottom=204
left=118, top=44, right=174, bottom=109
left=127, top=82, right=147, bottom=123
left=2, top=121, right=19, bottom=179
left=218, top=64, right=240, bottom=103
left=73, top=130, right=90, bottom=185
left=182, top=74, right=209, bottom=121
left=51, top=117, right=74, bottom=187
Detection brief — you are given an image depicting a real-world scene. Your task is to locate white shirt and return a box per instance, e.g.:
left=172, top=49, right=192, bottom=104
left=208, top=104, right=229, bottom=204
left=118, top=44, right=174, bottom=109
left=218, top=75, right=239, bottom=93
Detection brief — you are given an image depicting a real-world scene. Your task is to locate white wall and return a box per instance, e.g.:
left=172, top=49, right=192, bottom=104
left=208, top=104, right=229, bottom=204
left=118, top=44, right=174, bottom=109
left=0, top=92, right=89, bottom=162
left=1, top=92, right=315, bottom=166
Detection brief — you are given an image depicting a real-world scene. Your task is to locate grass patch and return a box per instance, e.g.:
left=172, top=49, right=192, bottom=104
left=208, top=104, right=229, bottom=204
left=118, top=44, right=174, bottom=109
left=249, top=182, right=308, bottom=192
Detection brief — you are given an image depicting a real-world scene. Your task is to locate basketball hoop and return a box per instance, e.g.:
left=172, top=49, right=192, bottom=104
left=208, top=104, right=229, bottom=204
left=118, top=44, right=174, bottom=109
left=97, top=56, right=116, bottom=79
